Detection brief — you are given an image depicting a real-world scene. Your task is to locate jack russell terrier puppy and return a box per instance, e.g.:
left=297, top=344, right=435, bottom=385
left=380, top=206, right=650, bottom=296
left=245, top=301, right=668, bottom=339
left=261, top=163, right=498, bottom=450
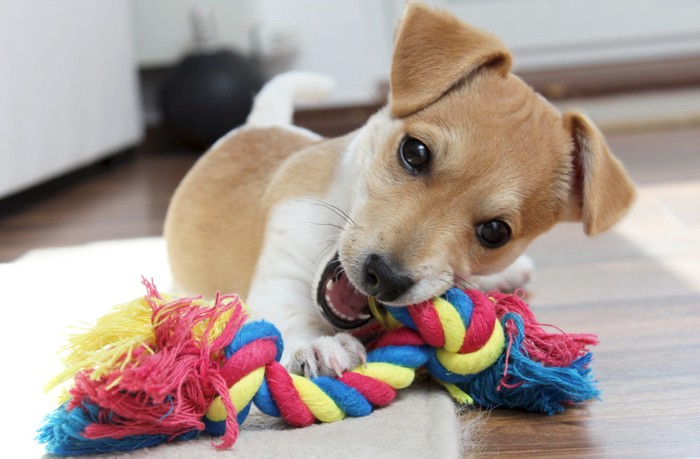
left=164, top=3, right=635, bottom=378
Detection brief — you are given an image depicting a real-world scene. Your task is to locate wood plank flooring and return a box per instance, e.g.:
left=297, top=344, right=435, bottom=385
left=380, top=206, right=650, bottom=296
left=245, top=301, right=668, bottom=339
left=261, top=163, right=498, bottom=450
left=0, top=149, right=194, bottom=261
left=1, top=122, right=698, bottom=458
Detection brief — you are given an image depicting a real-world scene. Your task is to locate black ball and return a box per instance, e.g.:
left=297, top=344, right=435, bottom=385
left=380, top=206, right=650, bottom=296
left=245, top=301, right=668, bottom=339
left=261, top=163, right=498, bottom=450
left=160, top=50, right=265, bottom=149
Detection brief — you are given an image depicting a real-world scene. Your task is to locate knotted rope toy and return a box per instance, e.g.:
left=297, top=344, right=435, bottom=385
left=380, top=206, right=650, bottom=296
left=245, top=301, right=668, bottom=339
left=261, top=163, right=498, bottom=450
left=39, top=279, right=599, bottom=455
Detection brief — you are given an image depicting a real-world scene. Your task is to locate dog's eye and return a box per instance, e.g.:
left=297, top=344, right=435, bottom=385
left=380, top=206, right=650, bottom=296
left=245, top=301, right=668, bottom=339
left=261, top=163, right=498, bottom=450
left=399, top=136, right=430, bottom=174
left=476, top=220, right=511, bottom=249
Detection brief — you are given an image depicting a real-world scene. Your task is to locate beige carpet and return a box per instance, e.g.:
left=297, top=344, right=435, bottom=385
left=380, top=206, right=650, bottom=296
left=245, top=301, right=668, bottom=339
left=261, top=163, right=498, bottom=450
left=0, top=238, right=466, bottom=458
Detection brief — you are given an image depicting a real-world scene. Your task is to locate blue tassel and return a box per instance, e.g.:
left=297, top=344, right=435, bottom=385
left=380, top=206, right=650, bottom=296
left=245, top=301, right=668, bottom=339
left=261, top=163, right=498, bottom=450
left=37, top=400, right=199, bottom=455
left=458, top=313, right=600, bottom=414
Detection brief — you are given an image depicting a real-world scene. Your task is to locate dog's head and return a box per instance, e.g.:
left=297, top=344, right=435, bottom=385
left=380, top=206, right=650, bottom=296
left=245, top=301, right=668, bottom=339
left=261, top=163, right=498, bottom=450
left=316, top=4, right=635, bottom=329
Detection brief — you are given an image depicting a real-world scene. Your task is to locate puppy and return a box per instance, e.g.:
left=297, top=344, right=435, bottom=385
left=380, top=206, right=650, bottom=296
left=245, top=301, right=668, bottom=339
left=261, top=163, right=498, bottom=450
left=164, top=4, right=635, bottom=377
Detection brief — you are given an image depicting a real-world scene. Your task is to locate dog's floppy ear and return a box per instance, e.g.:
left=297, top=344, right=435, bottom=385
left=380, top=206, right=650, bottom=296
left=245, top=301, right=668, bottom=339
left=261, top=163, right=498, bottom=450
left=390, top=3, right=512, bottom=118
left=562, top=111, right=636, bottom=235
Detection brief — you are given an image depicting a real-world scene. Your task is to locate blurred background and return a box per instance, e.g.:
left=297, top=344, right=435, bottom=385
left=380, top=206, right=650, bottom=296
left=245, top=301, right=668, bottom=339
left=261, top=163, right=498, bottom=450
left=1, top=0, right=700, bottom=259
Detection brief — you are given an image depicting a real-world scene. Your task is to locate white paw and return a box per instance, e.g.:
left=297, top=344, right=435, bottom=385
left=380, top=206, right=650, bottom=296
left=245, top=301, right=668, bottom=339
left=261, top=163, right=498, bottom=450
left=287, top=333, right=367, bottom=378
left=472, top=255, right=535, bottom=292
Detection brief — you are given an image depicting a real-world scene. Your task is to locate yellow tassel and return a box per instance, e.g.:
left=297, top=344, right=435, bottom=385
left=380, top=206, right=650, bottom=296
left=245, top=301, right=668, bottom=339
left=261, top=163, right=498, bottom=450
left=46, top=295, right=163, bottom=392
left=46, top=289, right=247, bottom=394
left=436, top=380, right=474, bottom=405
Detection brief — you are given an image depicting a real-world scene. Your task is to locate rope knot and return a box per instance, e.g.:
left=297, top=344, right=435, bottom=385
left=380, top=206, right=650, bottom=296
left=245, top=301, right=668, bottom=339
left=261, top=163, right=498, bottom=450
left=382, top=288, right=505, bottom=385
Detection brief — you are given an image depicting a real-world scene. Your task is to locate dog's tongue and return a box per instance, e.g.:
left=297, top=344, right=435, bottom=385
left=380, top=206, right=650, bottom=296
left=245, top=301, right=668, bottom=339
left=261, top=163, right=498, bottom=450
left=329, top=276, right=368, bottom=319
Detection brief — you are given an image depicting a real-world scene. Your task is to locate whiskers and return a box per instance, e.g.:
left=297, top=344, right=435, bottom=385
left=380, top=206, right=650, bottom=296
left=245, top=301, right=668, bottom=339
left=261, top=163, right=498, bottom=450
left=312, top=232, right=341, bottom=267
left=305, top=221, right=345, bottom=232
left=296, top=197, right=356, bottom=267
left=299, top=197, right=356, bottom=227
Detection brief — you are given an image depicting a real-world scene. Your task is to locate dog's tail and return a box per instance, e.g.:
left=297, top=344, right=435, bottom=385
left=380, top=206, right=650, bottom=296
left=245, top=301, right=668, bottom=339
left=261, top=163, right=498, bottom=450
left=246, top=71, right=335, bottom=126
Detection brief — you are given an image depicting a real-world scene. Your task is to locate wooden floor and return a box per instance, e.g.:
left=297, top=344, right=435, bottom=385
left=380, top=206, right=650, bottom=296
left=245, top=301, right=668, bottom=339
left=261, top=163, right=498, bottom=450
left=1, top=122, right=699, bottom=458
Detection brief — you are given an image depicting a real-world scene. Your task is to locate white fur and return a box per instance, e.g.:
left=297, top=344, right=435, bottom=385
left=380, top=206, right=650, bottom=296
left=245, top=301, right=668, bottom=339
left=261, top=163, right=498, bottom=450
left=247, top=198, right=338, bottom=343
left=209, top=72, right=331, bottom=152
left=471, top=254, right=535, bottom=292
left=246, top=71, right=335, bottom=127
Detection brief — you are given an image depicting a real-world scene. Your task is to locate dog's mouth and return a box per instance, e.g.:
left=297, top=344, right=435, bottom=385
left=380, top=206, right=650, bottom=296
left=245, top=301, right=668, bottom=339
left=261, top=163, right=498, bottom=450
left=316, top=254, right=372, bottom=330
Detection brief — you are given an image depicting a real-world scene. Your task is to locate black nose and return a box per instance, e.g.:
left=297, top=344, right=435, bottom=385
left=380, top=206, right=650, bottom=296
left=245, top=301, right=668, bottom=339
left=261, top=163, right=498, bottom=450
left=363, top=254, right=414, bottom=302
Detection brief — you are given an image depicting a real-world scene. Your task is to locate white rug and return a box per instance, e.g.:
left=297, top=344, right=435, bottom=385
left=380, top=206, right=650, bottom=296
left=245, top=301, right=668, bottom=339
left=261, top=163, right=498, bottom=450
left=0, top=238, right=466, bottom=458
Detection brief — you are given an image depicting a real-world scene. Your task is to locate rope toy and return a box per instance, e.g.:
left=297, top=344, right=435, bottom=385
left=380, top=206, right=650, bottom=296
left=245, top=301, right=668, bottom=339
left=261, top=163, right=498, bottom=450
left=38, top=279, right=599, bottom=455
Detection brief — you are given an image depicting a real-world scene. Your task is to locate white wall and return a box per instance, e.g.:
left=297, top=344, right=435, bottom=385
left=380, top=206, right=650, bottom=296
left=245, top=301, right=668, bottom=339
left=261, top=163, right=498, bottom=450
left=0, top=0, right=142, bottom=198
left=130, top=0, right=700, bottom=107
left=429, top=0, right=700, bottom=71
left=249, top=0, right=394, bottom=105
left=131, top=0, right=254, bottom=67
left=130, top=0, right=393, bottom=105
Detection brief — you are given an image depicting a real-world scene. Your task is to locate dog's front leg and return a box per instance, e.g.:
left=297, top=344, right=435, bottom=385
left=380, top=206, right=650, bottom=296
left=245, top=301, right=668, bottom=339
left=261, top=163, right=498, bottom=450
left=247, top=276, right=366, bottom=378
left=246, top=200, right=365, bottom=377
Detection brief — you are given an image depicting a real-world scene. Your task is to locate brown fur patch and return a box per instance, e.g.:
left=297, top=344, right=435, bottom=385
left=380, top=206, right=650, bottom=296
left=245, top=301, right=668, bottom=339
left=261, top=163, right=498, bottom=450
left=563, top=112, right=636, bottom=235
left=390, top=3, right=511, bottom=118
left=165, top=127, right=347, bottom=298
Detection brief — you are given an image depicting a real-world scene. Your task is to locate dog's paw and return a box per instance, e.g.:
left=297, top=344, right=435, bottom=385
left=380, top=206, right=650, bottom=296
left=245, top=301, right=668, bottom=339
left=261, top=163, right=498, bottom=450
left=472, top=255, right=535, bottom=292
left=287, top=333, right=367, bottom=378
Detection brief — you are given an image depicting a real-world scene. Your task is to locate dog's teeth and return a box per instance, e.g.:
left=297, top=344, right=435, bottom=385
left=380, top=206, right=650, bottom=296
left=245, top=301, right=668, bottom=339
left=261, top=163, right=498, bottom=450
left=326, top=279, right=333, bottom=292
left=332, top=306, right=348, bottom=320
left=324, top=291, right=360, bottom=323
left=325, top=295, right=346, bottom=319
left=358, top=313, right=370, bottom=320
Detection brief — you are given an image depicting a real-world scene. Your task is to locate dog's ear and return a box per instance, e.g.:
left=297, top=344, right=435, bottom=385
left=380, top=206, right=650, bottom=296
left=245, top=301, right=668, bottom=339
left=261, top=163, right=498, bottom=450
left=390, top=3, right=512, bottom=118
left=562, top=111, right=636, bottom=235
